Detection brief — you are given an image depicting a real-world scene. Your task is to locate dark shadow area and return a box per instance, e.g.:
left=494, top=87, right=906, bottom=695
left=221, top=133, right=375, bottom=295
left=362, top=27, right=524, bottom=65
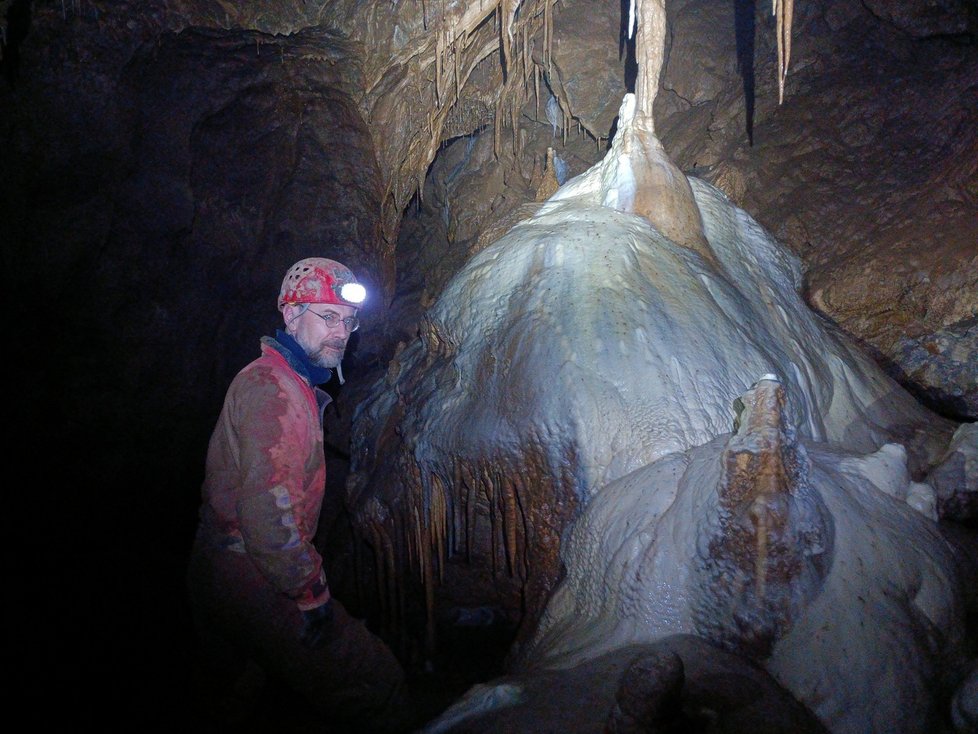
left=619, top=0, right=638, bottom=95
left=0, top=0, right=30, bottom=86
left=843, top=325, right=975, bottom=425
left=885, top=367, right=976, bottom=424
left=610, top=0, right=637, bottom=151
left=734, top=0, right=756, bottom=145
left=606, top=114, right=620, bottom=150
left=803, top=284, right=975, bottom=425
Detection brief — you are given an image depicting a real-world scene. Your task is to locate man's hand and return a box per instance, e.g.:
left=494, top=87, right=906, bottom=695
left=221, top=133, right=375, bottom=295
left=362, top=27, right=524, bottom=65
left=299, top=599, right=336, bottom=650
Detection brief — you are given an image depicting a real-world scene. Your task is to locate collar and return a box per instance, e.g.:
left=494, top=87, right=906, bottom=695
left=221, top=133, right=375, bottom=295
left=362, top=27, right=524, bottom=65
left=266, top=330, right=334, bottom=387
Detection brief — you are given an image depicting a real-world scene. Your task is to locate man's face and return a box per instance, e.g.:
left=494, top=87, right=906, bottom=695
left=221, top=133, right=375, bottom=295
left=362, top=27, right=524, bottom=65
left=290, top=303, right=358, bottom=368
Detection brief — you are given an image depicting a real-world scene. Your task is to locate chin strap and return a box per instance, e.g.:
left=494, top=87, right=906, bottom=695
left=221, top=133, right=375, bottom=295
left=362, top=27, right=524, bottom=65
left=336, top=361, right=345, bottom=385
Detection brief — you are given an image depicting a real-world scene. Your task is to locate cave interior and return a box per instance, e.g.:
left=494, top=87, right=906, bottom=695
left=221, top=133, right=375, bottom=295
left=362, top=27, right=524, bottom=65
left=3, top=0, right=976, bottom=731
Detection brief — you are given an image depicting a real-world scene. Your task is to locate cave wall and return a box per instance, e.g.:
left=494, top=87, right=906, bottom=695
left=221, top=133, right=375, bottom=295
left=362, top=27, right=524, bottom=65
left=656, top=0, right=978, bottom=420
left=2, top=2, right=389, bottom=724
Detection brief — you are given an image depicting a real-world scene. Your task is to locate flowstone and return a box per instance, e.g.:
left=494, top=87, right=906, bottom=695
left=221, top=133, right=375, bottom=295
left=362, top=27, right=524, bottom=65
left=349, top=94, right=975, bottom=733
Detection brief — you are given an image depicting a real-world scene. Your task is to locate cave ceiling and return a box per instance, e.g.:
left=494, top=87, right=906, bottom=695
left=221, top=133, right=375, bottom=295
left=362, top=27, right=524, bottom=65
left=1, top=0, right=974, bottom=419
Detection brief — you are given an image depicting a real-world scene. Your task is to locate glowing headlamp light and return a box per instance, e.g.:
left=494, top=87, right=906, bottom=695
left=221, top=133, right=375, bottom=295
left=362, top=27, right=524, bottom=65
left=337, top=282, right=366, bottom=305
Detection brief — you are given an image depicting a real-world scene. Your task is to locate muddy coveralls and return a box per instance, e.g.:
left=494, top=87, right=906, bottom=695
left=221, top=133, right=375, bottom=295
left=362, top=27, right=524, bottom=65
left=187, top=335, right=409, bottom=733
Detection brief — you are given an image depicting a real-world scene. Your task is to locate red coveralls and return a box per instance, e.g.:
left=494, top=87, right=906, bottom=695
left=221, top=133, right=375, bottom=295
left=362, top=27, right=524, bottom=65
left=187, top=338, right=409, bottom=732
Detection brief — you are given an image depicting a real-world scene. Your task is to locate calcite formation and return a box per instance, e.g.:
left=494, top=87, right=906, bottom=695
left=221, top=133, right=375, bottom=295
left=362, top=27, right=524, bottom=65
left=693, top=378, right=833, bottom=659
left=349, top=91, right=975, bottom=732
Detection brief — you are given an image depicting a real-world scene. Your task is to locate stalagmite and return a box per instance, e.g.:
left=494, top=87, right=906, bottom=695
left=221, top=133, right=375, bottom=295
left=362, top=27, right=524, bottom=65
left=693, top=376, right=832, bottom=658
left=608, top=0, right=714, bottom=264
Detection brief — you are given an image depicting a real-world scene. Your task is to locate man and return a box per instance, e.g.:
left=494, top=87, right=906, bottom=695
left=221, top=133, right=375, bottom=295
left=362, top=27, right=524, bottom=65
left=187, top=257, right=411, bottom=732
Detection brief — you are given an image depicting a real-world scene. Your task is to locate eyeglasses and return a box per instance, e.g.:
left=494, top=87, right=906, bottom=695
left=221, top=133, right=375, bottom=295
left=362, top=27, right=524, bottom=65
left=308, top=309, right=360, bottom=332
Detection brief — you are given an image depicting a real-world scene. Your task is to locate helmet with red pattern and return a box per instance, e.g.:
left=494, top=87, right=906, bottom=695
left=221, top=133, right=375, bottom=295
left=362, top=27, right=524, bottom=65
left=277, top=257, right=366, bottom=311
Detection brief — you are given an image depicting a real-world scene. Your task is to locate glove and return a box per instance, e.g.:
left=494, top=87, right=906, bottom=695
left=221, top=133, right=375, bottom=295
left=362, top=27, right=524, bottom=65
left=299, top=599, right=336, bottom=650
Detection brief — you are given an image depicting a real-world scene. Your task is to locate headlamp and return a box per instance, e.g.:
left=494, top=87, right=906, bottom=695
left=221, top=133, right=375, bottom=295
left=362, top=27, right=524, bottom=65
left=338, top=282, right=366, bottom=305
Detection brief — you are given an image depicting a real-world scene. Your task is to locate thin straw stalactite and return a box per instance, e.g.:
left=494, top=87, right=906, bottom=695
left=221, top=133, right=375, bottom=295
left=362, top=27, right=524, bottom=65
left=773, top=0, right=794, bottom=104
left=431, top=472, right=448, bottom=583
left=480, top=463, right=499, bottom=575
left=534, top=57, right=540, bottom=118
left=500, top=0, right=516, bottom=80
left=452, top=462, right=464, bottom=554
left=502, top=472, right=519, bottom=575
left=435, top=25, right=443, bottom=105
left=511, top=471, right=529, bottom=578
left=454, top=27, right=462, bottom=104
left=462, top=462, right=478, bottom=561
left=544, top=0, right=552, bottom=72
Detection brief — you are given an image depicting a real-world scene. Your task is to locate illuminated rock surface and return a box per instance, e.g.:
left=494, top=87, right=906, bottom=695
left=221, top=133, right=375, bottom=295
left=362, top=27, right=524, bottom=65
left=354, top=96, right=976, bottom=733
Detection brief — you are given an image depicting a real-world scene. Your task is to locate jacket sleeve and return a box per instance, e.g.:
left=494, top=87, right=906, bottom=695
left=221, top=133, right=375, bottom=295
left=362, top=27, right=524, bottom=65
left=231, top=368, right=330, bottom=610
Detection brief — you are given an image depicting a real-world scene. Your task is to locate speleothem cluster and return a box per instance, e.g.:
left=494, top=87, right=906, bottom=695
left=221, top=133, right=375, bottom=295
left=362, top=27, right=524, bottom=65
left=347, top=83, right=975, bottom=730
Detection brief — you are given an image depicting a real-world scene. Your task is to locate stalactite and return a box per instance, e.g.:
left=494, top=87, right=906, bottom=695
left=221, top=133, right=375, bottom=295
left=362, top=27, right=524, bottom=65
left=452, top=461, right=463, bottom=555
left=435, top=25, right=444, bottom=106
left=395, top=519, right=408, bottom=630
left=544, top=0, right=552, bottom=72
left=353, top=524, right=365, bottom=610
left=431, top=472, right=448, bottom=583
left=371, top=519, right=399, bottom=637
left=412, top=503, right=424, bottom=582
left=510, top=82, right=520, bottom=151
left=534, top=64, right=540, bottom=119
left=462, top=462, right=478, bottom=561
left=502, top=473, right=519, bottom=575
left=423, top=528, right=437, bottom=656
left=774, top=0, right=794, bottom=104
left=500, top=0, right=516, bottom=81
left=493, top=99, right=502, bottom=157
left=392, top=1, right=569, bottom=221
left=356, top=435, right=579, bottom=662
left=511, top=471, right=529, bottom=578
left=386, top=524, right=399, bottom=633
left=402, top=506, right=413, bottom=573
left=367, top=523, right=386, bottom=625
left=631, top=0, right=666, bottom=119
left=417, top=461, right=431, bottom=520
left=481, top=463, right=499, bottom=575
left=454, top=35, right=461, bottom=105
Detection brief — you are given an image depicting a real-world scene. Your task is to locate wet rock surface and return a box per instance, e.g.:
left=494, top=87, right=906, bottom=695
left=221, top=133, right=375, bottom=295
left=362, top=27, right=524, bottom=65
left=423, top=635, right=829, bottom=734
left=658, top=0, right=978, bottom=419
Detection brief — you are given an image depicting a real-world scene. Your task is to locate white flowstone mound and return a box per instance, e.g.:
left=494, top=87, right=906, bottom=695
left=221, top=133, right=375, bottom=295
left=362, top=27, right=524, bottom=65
left=384, top=95, right=974, bottom=734
left=412, top=98, right=951, bottom=498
